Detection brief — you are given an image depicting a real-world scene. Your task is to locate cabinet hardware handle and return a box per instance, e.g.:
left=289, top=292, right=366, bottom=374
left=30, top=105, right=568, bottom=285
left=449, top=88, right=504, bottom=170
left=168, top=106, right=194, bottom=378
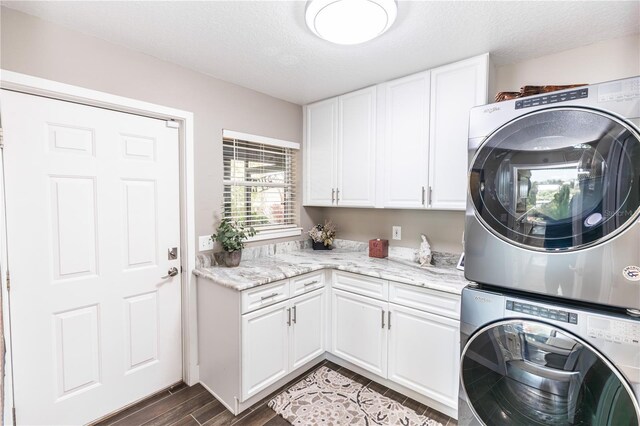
left=304, top=280, right=319, bottom=286
left=292, top=306, right=297, bottom=324
left=421, top=186, right=425, bottom=206
left=381, top=310, right=385, bottom=329
left=388, top=311, right=391, bottom=330
left=336, top=188, right=340, bottom=204
left=287, top=308, right=291, bottom=326
left=331, top=188, right=335, bottom=204
left=261, top=293, right=279, bottom=301
left=428, top=186, right=433, bottom=206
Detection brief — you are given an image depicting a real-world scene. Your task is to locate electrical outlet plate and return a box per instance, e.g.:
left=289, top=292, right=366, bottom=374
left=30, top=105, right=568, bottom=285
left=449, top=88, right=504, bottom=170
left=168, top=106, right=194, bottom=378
left=392, top=226, right=401, bottom=240
left=199, top=235, right=213, bottom=251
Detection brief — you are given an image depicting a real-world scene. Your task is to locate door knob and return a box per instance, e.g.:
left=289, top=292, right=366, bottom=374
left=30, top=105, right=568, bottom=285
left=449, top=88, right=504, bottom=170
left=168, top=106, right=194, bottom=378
left=161, top=267, right=179, bottom=279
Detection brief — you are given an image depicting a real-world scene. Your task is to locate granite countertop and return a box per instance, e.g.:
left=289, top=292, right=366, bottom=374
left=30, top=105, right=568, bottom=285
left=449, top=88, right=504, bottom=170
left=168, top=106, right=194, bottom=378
left=193, top=243, right=471, bottom=295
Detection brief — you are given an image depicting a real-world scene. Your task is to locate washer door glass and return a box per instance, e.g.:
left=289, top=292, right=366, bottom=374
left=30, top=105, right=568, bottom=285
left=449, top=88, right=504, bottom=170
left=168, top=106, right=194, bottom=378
left=461, top=320, right=640, bottom=426
left=470, top=107, right=640, bottom=251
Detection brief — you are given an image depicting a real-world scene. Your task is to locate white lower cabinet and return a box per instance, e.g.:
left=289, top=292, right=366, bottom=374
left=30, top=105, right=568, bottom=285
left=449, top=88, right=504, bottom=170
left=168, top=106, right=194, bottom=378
left=242, top=287, right=326, bottom=401
left=241, top=300, right=290, bottom=401
left=290, top=289, right=325, bottom=370
left=387, top=303, right=460, bottom=409
left=331, top=288, right=388, bottom=377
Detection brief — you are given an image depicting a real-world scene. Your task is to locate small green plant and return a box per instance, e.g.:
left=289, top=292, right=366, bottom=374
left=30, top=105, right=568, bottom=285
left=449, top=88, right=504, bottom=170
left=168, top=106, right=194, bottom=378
left=211, top=219, right=256, bottom=252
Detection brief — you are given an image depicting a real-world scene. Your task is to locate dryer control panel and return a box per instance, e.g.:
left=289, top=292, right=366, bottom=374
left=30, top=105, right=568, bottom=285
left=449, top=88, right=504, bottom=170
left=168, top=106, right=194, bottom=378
left=597, top=77, right=640, bottom=102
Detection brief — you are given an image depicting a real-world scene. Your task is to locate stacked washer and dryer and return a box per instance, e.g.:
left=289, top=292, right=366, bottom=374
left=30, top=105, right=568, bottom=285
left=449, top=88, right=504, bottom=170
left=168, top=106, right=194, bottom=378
left=460, top=76, right=640, bottom=425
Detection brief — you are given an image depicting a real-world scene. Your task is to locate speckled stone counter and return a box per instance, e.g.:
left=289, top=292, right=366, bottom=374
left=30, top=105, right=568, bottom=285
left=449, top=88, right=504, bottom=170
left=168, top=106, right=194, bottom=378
left=193, top=241, right=471, bottom=295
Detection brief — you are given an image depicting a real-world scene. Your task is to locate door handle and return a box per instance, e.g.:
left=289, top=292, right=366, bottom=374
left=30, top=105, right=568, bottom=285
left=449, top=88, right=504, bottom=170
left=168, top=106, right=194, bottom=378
left=388, top=311, right=391, bottom=330
left=331, top=188, right=335, bottom=204
left=381, top=310, right=385, bottom=329
left=161, top=267, right=179, bottom=279
left=422, top=186, right=425, bottom=206
left=336, top=188, right=340, bottom=204
left=292, top=306, right=297, bottom=324
left=287, top=308, right=292, bottom=326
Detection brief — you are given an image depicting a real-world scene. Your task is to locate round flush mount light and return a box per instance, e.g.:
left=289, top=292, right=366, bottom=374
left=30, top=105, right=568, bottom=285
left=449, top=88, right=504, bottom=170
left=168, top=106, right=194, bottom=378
left=305, top=0, right=397, bottom=45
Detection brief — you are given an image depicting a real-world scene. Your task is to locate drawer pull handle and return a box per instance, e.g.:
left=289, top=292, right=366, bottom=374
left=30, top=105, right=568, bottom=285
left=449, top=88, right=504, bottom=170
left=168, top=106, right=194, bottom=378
left=261, top=293, right=279, bottom=301
left=304, top=280, right=320, bottom=287
left=381, top=310, right=385, bottom=329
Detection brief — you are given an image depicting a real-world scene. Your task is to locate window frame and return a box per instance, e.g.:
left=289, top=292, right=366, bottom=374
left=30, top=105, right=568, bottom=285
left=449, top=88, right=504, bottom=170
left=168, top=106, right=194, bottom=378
left=222, top=129, right=302, bottom=242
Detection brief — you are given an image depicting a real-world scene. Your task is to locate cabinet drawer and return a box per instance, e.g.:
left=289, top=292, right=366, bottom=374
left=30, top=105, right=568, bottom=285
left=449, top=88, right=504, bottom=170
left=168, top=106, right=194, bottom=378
left=332, top=270, right=388, bottom=301
left=291, top=271, right=325, bottom=297
left=241, top=280, right=290, bottom=314
left=389, top=281, right=460, bottom=320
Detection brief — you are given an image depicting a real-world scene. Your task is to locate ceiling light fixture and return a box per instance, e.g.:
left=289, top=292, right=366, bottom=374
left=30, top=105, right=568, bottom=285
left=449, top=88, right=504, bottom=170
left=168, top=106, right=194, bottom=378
left=305, top=0, right=397, bottom=45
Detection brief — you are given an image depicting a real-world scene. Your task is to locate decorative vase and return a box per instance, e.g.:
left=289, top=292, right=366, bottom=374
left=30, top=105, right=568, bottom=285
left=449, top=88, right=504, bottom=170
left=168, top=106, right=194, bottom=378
left=312, top=240, right=332, bottom=250
left=222, top=250, right=242, bottom=267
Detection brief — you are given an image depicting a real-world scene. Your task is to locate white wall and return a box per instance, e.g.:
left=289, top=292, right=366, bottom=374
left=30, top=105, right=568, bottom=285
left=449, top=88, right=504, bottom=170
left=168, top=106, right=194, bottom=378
left=496, top=33, right=640, bottom=93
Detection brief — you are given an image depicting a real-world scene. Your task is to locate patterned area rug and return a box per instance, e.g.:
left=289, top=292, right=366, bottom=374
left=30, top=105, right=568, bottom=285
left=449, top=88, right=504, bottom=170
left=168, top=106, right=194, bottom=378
left=268, top=366, right=443, bottom=426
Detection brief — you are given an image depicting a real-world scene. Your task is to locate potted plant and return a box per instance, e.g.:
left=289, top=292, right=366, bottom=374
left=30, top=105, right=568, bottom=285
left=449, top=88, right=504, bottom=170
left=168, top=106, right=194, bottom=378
left=211, top=219, right=256, bottom=267
left=308, top=220, right=336, bottom=250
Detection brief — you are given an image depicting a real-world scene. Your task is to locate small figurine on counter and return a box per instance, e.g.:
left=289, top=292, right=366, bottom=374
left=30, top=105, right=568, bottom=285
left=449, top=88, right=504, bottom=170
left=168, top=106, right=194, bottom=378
left=418, top=234, right=432, bottom=267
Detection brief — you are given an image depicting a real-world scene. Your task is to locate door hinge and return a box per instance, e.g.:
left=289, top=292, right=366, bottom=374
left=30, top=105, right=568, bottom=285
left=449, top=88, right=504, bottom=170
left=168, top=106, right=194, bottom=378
left=180, top=265, right=183, bottom=273
left=0, top=128, right=4, bottom=149
left=6, top=269, right=10, bottom=291
left=166, top=120, right=179, bottom=129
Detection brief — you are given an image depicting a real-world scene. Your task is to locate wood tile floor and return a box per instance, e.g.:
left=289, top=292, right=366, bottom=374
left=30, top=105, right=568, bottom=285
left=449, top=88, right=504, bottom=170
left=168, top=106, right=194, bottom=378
left=94, top=360, right=457, bottom=426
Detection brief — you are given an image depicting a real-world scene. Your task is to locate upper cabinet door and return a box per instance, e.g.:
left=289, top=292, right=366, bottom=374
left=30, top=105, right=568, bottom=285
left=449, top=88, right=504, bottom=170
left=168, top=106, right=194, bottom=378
left=304, top=98, right=338, bottom=206
left=428, top=54, right=489, bottom=210
left=337, top=87, right=377, bottom=207
left=381, top=71, right=431, bottom=208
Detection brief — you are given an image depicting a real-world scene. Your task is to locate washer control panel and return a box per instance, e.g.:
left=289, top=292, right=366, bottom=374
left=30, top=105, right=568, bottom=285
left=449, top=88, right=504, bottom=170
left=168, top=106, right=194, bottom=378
left=587, top=316, right=640, bottom=345
left=506, top=300, right=578, bottom=324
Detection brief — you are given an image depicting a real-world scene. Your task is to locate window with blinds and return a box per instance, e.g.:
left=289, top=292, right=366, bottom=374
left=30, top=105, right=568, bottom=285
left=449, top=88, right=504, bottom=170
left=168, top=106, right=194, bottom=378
left=222, top=131, right=300, bottom=239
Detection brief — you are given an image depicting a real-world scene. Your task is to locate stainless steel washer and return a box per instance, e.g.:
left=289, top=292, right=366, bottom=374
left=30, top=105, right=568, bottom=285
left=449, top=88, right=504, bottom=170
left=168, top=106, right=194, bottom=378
left=459, top=285, right=640, bottom=426
left=464, top=76, right=640, bottom=310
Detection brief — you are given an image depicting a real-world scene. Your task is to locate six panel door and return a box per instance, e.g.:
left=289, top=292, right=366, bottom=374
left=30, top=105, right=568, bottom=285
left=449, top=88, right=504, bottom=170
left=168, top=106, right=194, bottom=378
left=1, top=90, right=182, bottom=425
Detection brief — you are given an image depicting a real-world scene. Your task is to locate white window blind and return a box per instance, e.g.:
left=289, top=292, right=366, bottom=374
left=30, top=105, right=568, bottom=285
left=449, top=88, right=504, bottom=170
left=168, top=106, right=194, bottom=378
left=223, top=132, right=299, bottom=236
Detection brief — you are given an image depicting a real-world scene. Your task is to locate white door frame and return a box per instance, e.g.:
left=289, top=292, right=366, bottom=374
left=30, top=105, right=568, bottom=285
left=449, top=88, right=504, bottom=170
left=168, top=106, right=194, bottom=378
left=0, top=70, right=198, bottom=425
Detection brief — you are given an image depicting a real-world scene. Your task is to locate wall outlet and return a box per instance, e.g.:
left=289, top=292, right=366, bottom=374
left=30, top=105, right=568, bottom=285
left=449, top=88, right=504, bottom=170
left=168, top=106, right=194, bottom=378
left=392, top=226, right=401, bottom=240
left=199, top=235, right=214, bottom=251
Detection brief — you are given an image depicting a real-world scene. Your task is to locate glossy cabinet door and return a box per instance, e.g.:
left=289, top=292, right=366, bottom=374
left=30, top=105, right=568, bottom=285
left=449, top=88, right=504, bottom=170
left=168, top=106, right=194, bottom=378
left=337, top=86, right=377, bottom=207
left=381, top=71, right=431, bottom=208
left=428, top=54, right=488, bottom=210
left=290, top=288, right=325, bottom=370
left=331, top=288, right=388, bottom=377
left=241, top=300, right=290, bottom=401
left=304, top=98, right=338, bottom=206
left=387, top=303, right=460, bottom=410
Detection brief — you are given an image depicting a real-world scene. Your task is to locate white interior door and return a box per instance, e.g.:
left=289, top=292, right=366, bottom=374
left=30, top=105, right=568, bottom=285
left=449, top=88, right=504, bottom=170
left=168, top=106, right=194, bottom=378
left=1, top=90, right=182, bottom=425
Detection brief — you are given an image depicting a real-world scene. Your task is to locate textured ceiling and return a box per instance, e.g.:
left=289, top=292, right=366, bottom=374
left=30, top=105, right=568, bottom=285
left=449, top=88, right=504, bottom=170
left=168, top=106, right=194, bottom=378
left=2, top=1, right=639, bottom=104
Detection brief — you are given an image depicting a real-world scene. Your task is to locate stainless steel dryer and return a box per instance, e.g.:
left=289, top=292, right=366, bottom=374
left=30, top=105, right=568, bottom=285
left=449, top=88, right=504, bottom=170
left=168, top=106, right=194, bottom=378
left=465, top=77, right=640, bottom=311
left=459, top=285, right=640, bottom=426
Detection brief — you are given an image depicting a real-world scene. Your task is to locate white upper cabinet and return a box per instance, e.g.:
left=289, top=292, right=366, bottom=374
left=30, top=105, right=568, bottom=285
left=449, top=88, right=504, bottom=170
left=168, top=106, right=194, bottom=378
left=304, top=98, right=338, bottom=206
left=380, top=71, right=431, bottom=208
left=428, top=54, right=489, bottom=210
left=303, top=54, right=490, bottom=210
left=304, top=87, right=376, bottom=207
left=337, top=87, right=377, bottom=207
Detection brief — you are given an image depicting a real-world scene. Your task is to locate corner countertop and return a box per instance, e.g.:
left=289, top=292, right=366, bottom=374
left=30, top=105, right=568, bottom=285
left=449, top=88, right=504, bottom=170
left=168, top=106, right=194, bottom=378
left=193, top=248, right=471, bottom=295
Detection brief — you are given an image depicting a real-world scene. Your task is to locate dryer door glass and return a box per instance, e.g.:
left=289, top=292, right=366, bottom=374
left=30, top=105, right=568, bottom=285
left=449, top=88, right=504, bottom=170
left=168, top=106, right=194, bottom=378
left=461, top=319, right=640, bottom=425
left=470, top=107, right=640, bottom=251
